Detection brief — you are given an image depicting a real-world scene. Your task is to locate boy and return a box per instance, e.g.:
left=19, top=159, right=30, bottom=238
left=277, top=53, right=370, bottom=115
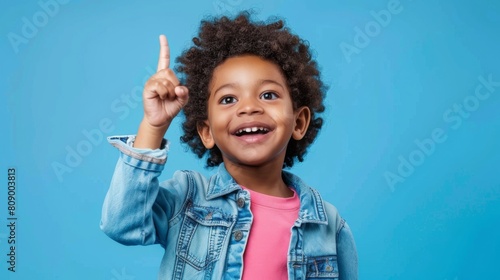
left=101, top=12, right=358, bottom=279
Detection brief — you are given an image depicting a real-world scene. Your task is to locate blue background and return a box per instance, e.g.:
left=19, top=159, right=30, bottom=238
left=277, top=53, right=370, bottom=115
left=1, top=0, right=499, bottom=279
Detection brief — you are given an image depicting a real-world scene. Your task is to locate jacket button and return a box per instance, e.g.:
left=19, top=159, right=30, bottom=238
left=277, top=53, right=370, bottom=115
left=237, top=198, right=245, bottom=208
left=234, top=230, right=243, bottom=241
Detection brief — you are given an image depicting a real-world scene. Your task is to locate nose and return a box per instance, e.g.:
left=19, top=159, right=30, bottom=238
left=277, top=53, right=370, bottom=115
left=237, top=96, right=263, bottom=116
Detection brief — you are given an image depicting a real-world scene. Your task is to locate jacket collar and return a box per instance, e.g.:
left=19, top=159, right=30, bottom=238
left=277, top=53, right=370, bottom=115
left=206, top=164, right=328, bottom=225
left=205, top=164, right=241, bottom=199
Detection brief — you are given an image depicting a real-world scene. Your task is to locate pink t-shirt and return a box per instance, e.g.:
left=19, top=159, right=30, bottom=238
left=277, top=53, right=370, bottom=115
left=241, top=187, right=300, bottom=280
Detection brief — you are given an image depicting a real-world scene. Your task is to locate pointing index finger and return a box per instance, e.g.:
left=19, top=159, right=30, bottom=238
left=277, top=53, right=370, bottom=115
left=157, top=34, right=170, bottom=72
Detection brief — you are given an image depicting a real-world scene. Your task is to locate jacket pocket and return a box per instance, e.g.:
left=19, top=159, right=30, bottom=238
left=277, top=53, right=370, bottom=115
left=306, top=255, right=339, bottom=279
left=176, top=203, right=233, bottom=270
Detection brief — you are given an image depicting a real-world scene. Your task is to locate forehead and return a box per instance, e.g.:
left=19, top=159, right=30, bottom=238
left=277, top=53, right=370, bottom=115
left=209, top=55, right=287, bottom=89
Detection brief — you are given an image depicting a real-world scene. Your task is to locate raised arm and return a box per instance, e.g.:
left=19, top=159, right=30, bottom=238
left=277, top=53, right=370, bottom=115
left=100, top=35, right=190, bottom=246
left=134, top=35, right=189, bottom=149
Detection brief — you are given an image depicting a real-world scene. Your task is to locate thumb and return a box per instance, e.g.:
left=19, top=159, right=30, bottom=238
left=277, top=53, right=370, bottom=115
left=175, top=86, right=189, bottom=103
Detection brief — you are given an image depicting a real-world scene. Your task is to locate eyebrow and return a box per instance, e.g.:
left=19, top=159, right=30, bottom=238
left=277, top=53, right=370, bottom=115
left=213, top=79, right=285, bottom=96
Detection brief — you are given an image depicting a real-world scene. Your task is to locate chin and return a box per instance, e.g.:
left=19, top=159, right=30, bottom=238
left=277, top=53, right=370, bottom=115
left=227, top=156, right=282, bottom=168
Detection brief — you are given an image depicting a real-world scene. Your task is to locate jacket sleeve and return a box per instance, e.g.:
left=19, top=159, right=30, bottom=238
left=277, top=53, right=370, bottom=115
left=99, top=135, right=188, bottom=247
left=337, top=221, right=358, bottom=280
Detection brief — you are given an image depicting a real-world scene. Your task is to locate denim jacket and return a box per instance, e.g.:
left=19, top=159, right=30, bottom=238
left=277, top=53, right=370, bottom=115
left=100, top=135, right=358, bottom=279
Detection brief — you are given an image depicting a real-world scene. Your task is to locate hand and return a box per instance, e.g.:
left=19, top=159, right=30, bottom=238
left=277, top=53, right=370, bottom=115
left=142, top=35, right=189, bottom=128
left=134, top=35, right=189, bottom=149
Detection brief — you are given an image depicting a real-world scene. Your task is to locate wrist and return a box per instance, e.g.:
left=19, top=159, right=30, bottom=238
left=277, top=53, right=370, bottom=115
left=134, top=119, right=170, bottom=149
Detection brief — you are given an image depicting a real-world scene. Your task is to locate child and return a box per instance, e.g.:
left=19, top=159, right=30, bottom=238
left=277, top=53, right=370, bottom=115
left=101, top=12, right=358, bottom=280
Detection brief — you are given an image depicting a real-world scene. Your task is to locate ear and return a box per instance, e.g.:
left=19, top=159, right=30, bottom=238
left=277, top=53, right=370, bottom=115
left=292, top=106, right=311, bottom=140
left=197, top=120, right=215, bottom=149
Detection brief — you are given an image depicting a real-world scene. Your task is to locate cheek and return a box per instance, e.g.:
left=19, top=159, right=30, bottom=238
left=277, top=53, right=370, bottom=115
left=207, top=111, right=230, bottom=137
left=276, top=104, right=296, bottom=121
left=275, top=113, right=296, bottom=131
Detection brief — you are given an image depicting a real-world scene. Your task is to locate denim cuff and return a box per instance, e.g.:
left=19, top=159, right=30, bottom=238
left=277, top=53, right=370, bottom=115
left=107, top=135, right=168, bottom=171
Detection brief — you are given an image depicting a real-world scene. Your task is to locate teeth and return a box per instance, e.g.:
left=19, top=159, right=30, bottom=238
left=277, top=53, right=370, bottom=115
left=236, top=127, right=269, bottom=135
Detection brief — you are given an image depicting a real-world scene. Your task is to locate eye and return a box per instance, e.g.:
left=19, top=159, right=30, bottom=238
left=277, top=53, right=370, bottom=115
left=260, top=91, right=278, bottom=100
left=219, top=96, right=237, bottom=104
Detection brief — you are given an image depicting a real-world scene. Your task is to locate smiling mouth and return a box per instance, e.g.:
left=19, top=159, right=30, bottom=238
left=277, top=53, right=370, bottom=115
left=234, top=127, right=270, bottom=137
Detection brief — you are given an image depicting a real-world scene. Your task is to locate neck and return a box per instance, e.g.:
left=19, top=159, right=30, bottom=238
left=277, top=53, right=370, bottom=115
left=223, top=160, right=293, bottom=198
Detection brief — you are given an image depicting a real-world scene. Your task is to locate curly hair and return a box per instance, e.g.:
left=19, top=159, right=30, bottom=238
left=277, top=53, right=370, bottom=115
left=176, top=11, right=327, bottom=168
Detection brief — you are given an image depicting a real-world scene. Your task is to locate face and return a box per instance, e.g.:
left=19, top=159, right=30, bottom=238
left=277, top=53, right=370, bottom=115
left=197, top=55, right=310, bottom=168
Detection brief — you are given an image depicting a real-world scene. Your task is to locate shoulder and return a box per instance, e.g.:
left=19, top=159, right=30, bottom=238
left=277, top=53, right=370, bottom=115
left=171, top=169, right=210, bottom=183
left=159, top=169, right=211, bottom=198
left=164, top=169, right=212, bottom=190
left=322, top=200, right=345, bottom=234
